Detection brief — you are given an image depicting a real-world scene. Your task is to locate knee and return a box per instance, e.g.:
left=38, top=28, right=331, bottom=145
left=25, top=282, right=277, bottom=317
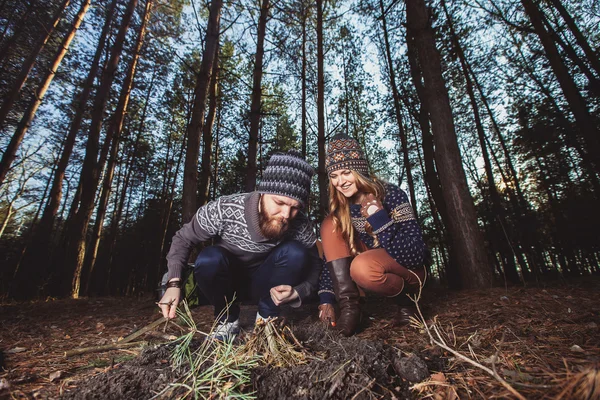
left=194, top=247, right=229, bottom=279
left=320, top=215, right=335, bottom=238
left=273, top=241, right=308, bottom=272
left=350, top=253, right=383, bottom=286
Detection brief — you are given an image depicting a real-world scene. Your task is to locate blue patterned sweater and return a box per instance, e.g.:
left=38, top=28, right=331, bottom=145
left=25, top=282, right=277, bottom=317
left=318, top=183, right=426, bottom=304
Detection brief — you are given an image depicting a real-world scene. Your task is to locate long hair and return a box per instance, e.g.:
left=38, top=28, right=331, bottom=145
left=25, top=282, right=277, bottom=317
left=328, top=170, right=386, bottom=255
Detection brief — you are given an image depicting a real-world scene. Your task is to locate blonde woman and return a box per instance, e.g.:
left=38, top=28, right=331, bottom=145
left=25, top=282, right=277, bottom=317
left=318, top=134, right=427, bottom=336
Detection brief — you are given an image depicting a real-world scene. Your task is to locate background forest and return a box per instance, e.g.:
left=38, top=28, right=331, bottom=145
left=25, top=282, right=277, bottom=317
left=0, top=0, right=598, bottom=300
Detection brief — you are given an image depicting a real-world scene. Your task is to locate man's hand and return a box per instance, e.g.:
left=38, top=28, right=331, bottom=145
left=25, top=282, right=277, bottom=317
left=318, top=303, right=336, bottom=326
left=158, top=283, right=181, bottom=319
left=270, top=285, right=299, bottom=306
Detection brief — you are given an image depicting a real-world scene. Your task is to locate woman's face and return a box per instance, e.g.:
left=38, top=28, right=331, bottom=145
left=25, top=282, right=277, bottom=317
left=329, top=169, right=359, bottom=198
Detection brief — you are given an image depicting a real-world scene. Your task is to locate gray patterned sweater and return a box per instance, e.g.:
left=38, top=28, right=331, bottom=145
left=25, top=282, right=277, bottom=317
left=166, top=192, right=322, bottom=305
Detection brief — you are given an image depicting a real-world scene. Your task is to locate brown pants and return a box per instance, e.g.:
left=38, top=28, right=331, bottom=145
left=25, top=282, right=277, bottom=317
left=320, top=216, right=425, bottom=297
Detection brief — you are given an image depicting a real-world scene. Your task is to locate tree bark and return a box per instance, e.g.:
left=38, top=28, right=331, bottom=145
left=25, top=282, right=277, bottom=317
left=181, top=0, right=223, bottom=224
left=63, top=0, right=139, bottom=298
left=316, top=0, right=328, bottom=219
left=245, top=0, right=270, bottom=192
left=0, top=0, right=90, bottom=188
left=379, top=0, right=417, bottom=216
left=198, top=42, right=220, bottom=206
left=301, top=0, right=308, bottom=158
left=406, top=0, right=492, bottom=289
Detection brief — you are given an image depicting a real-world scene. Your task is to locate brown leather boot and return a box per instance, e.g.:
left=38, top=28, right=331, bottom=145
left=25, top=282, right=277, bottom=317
left=394, top=288, right=417, bottom=327
left=327, top=257, right=361, bottom=336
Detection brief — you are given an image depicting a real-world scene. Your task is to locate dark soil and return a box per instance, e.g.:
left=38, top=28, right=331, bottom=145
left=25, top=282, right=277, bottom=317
left=2, top=277, right=600, bottom=399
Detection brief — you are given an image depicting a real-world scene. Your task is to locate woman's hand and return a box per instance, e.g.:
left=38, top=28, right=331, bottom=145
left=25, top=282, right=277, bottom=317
left=360, top=193, right=383, bottom=218
left=318, top=303, right=336, bottom=326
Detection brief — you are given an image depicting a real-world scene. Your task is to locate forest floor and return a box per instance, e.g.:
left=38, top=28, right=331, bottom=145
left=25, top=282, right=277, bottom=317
left=1, top=277, right=599, bottom=399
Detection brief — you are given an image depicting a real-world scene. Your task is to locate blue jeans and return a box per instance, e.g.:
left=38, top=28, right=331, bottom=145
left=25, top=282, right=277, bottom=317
left=194, top=241, right=310, bottom=322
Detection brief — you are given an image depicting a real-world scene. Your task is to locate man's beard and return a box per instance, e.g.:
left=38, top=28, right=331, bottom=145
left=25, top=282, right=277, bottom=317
left=259, top=200, right=289, bottom=240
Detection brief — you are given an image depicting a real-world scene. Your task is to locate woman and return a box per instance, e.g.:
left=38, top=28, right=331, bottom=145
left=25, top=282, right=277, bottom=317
left=318, top=134, right=427, bottom=336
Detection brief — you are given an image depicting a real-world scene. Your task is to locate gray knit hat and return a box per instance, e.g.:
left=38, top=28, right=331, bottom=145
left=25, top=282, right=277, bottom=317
left=325, top=134, right=369, bottom=176
left=257, top=150, right=315, bottom=207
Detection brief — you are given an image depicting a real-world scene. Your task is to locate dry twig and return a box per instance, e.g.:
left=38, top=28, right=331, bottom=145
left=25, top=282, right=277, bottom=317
left=407, top=270, right=527, bottom=400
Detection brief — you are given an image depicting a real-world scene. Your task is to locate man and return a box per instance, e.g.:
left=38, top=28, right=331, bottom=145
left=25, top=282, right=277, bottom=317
left=158, top=150, right=321, bottom=340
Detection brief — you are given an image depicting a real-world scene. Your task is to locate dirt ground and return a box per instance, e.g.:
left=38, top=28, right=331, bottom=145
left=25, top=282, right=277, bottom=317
left=1, top=277, right=599, bottom=399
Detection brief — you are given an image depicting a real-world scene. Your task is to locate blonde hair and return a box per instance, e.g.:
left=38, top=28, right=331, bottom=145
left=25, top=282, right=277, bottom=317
left=328, top=170, right=386, bottom=255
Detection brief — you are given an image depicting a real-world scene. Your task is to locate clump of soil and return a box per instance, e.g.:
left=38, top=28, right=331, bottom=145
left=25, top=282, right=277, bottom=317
left=252, top=321, right=434, bottom=399
left=62, top=345, right=177, bottom=400
left=61, top=315, right=439, bottom=400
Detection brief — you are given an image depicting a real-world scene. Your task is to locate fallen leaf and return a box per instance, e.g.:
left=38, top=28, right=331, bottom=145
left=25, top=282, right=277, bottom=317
left=64, top=335, right=71, bottom=339
left=6, top=347, right=26, bottom=354
left=570, top=345, right=584, bottom=353
left=96, top=322, right=105, bottom=332
left=49, top=371, right=64, bottom=382
left=0, top=378, right=10, bottom=390
left=430, top=372, right=446, bottom=383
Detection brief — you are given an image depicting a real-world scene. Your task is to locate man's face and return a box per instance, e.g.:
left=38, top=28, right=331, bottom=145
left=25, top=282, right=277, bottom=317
left=259, top=194, right=300, bottom=240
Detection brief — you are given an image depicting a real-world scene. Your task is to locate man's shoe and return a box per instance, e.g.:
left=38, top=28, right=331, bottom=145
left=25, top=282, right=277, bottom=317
left=209, top=318, right=240, bottom=341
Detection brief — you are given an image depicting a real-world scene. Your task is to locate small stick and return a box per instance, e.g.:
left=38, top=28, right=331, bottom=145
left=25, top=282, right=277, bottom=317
left=65, top=341, right=147, bottom=357
left=119, top=317, right=167, bottom=344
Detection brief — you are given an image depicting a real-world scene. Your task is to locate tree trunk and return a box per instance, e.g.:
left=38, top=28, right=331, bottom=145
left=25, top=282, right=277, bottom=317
left=442, top=0, right=521, bottom=284
left=82, top=0, right=153, bottom=296
left=521, top=0, right=600, bottom=171
left=63, top=0, right=139, bottom=298
left=379, top=0, right=417, bottom=215
left=316, top=0, right=328, bottom=219
left=0, top=0, right=71, bottom=181
left=406, top=0, right=492, bottom=289
left=181, top=0, right=223, bottom=224
left=198, top=41, right=220, bottom=206
left=0, top=0, right=90, bottom=187
left=245, top=0, right=269, bottom=192
left=301, top=0, right=308, bottom=158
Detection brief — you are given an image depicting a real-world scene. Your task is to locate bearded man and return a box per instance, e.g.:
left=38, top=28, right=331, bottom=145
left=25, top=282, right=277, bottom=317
left=158, top=150, right=321, bottom=340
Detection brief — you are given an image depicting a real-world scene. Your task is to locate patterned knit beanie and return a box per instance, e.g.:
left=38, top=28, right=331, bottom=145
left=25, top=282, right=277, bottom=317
left=257, top=150, right=315, bottom=207
left=325, top=134, right=369, bottom=176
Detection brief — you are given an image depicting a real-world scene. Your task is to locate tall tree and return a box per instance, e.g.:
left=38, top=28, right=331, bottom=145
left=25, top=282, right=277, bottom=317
left=406, top=0, right=492, bottom=288
left=198, top=42, right=220, bottom=206
left=316, top=0, right=328, bottom=219
left=181, top=0, right=223, bottom=224
left=62, top=0, right=140, bottom=298
left=378, top=0, right=417, bottom=215
left=442, top=0, right=521, bottom=284
left=245, top=0, right=270, bottom=192
left=80, top=0, right=153, bottom=297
